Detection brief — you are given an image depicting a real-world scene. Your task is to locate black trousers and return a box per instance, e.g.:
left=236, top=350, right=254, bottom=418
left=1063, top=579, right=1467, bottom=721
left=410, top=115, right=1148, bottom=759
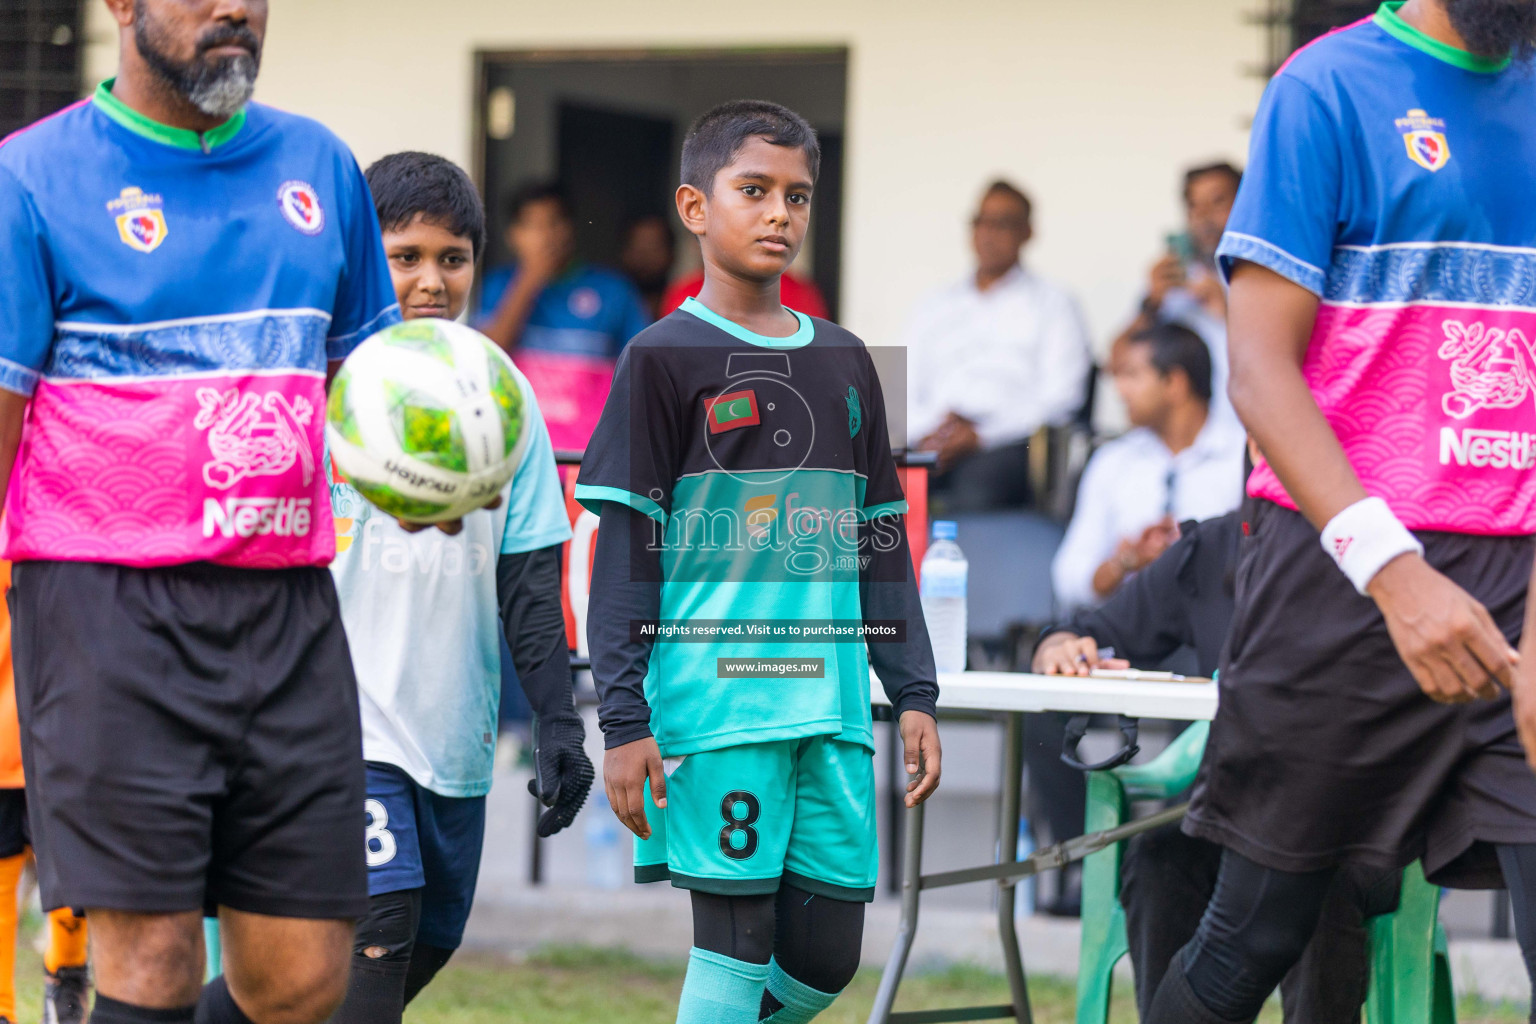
left=1121, top=824, right=1389, bottom=1024
left=928, top=440, right=1034, bottom=512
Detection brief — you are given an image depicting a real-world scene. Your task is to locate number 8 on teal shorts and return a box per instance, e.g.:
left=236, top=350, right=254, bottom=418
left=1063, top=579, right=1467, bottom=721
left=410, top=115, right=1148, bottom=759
left=633, top=735, right=879, bottom=901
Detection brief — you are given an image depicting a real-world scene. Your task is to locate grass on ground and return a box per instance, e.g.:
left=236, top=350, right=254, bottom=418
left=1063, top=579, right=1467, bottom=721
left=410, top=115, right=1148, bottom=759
left=407, top=946, right=1531, bottom=1024
left=1, top=930, right=1525, bottom=1023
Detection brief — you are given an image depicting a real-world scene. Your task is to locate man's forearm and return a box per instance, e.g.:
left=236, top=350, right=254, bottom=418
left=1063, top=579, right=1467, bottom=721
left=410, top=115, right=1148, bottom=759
left=0, top=390, right=27, bottom=510
left=480, top=275, right=543, bottom=350
left=1227, top=262, right=1366, bottom=530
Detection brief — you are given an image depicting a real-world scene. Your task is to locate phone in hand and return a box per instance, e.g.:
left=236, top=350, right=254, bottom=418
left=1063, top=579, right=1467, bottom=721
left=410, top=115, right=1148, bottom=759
left=1165, top=231, right=1197, bottom=265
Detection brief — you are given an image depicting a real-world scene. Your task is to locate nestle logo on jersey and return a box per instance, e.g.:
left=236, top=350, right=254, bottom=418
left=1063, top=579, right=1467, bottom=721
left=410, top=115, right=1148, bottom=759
left=203, top=497, right=313, bottom=538
left=1438, top=428, right=1536, bottom=470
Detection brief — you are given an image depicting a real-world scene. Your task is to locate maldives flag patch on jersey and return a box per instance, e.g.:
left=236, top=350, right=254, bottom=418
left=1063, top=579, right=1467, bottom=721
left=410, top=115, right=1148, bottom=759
left=705, top=389, right=760, bottom=434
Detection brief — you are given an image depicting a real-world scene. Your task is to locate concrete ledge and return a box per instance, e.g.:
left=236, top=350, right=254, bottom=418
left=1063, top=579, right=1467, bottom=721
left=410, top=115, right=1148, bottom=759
left=462, top=885, right=1531, bottom=1006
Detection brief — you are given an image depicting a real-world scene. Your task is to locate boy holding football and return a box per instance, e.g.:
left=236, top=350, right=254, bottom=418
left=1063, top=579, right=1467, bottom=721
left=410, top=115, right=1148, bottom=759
left=579, top=102, right=941, bottom=1024
left=327, top=151, right=593, bottom=1024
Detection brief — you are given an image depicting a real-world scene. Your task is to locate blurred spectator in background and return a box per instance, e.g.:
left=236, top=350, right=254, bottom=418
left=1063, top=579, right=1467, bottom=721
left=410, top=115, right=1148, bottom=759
left=1112, top=162, right=1241, bottom=426
left=477, top=181, right=649, bottom=450
left=619, top=213, right=677, bottom=321
left=660, top=239, right=830, bottom=319
left=1052, top=323, right=1243, bottom=610
left=905, top=180, right=1092, bottom=512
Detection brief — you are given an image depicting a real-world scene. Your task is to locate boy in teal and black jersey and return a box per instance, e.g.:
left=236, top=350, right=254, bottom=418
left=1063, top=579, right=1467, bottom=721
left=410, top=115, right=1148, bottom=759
left=577, top=101, right=942, bottom=1024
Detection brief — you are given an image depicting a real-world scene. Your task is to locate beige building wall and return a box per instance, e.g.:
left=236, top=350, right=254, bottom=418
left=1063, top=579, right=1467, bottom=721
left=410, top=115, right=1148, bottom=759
left=84, top=1, right=1264, bottom=352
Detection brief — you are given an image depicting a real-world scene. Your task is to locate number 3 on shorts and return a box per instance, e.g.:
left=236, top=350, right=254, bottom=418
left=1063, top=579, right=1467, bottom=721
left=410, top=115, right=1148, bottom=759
left=718, top=790, right=760, bottom=860
left=365, top=798, right=397, bottom=867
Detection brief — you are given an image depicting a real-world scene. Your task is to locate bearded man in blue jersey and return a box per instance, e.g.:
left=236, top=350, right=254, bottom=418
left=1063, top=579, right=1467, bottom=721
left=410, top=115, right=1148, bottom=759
left=0, top=3, right=412, bottom=1024
left=1144, top=1, right=1536, bottom=1021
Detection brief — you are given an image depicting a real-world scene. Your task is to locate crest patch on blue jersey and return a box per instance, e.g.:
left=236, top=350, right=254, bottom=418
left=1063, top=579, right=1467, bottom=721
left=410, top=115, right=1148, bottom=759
left=278, top=180, right=326, bottom=235
left=107, top=187, right=168, bottom=254
left=847, top=386, right=862, bottom=438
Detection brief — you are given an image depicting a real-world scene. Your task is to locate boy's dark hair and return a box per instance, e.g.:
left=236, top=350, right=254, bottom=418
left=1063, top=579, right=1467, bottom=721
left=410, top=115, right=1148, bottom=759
left=505, top=180, right=572, bottom=225
left=364, top=152, right=487, bottom=259
left=1129, top=322, right=1213, bottom=403
left=1183, top=161, right=1243, bottom=201
left=681, top=100, right=820, bottom=194
left=982, top=179, right=1032, bottom=223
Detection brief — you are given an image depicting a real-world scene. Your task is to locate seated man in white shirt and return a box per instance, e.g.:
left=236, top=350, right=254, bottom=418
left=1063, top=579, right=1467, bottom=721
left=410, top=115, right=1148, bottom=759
left=905, top=180, right=1092, bottom=511
left=1052, top=323, right=1244, bottom=610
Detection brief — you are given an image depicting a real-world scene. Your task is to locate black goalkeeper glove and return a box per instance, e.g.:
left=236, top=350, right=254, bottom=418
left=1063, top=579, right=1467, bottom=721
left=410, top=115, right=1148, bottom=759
left=528, top=713, right=594, bottom=837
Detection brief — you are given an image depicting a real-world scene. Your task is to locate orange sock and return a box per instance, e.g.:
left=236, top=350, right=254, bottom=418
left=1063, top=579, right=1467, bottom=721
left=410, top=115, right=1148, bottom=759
left=0, top=852, right=24, bottom=1021
left=44, top=907, right=87, bottom=974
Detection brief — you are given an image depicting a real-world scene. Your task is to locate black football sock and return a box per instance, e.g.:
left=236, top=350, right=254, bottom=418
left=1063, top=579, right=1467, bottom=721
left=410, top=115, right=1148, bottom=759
left=193, top=977, right=255, bottom=1024
left=330, top=889, right=422, bottom=1024
left=91, top=995, right=195, bottom=1024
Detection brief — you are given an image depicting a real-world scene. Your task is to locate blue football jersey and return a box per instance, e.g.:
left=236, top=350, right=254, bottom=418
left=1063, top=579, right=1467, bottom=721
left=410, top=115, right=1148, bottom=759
left=0, top=81, right=399, bottom=567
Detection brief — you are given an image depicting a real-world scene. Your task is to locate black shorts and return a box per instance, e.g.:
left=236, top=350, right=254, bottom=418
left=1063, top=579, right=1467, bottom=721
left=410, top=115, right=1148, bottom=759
left=10, top=561, right=367, bottom=918
left=1185, top=499, right=1536, bottom=889
left=0, top=789, right=26, bottom=859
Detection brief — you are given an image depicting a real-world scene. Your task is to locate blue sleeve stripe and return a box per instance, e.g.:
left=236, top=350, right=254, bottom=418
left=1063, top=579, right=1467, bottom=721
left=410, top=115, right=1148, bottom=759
left=498, top=523, right=575, bottom=556
left=327, top=303, right=402, bottom=353
left=574, top=483, right=667, bottom=525
left=860, top=499, right=909, bottom=521
left=0, top=357, right=40, bottom=397
left=1217, top=233, right=1327, bottom=295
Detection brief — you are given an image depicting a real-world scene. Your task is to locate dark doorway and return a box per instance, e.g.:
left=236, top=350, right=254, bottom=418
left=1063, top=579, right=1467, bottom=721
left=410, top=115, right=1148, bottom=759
left=2, top=0, right=85, bottom=138
left=557, top=104, right=676, bottom=273
left=474, top=48, right=848, bottom=320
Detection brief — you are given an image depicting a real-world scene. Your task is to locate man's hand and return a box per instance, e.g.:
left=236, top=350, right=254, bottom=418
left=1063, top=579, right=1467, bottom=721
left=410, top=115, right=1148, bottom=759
left=511, top=227, right=566, bottom=288
left=603, top=735, right=666, bottom=839
left=918, top=413, right=981, bottom=472
left=1367, top=553, right=1516, bottom=704
left=899, top=710, right=942, bottom=808
left=397, top=494, right=504, bottom=536
left=1146, top=253, right=1185, bottom=310
left=528, top=713, right=595, bottom=838
left=1134, top=516, right=1179, bottom=566
left=1032, top=632, right=1131, bottom=677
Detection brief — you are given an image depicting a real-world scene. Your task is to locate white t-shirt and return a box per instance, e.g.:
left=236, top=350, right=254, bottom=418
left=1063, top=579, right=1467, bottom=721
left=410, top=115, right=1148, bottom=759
left=329, top=372, right=572, bottom=797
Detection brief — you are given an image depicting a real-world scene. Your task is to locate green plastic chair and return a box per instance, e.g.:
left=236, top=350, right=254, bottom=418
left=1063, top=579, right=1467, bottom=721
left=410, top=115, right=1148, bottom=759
left=1074, top=721, right=1456, bottom=1024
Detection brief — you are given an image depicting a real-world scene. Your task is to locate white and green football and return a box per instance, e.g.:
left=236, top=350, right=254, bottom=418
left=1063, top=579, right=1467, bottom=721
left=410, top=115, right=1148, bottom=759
left=326, top=318, right=529, bottom=523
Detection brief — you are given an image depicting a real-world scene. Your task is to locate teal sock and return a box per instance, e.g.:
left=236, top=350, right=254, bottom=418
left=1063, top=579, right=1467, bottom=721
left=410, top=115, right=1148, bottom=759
left=676, top=948, right=770, bottom=1024
left=758, top=958, right=840, bottom=1023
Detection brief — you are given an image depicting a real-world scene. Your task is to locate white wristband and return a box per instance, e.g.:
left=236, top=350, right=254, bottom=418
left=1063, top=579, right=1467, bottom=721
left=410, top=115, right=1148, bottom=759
left=1320, top=497, right=1424, bottom=595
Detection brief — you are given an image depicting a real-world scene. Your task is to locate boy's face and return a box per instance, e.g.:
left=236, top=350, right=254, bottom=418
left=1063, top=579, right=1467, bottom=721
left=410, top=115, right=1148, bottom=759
left=383, top=214, right=476, bottom=321
left=684, top=136, right=813, bottom=282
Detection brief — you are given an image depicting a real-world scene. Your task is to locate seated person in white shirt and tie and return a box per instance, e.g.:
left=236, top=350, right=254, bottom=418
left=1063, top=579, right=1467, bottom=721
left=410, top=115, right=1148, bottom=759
left=1052, top=323, right=1244, bottom=610
left=905, top=179, right=1092, bottom=511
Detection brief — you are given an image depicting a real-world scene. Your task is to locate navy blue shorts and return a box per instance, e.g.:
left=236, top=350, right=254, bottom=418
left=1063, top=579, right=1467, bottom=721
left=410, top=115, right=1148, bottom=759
left=364, top=763, right=486, bottom=949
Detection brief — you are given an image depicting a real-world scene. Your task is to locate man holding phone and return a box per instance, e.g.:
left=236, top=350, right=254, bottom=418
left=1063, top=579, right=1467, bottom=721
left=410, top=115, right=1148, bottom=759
left=1110, top=163, right=1242, bottom=427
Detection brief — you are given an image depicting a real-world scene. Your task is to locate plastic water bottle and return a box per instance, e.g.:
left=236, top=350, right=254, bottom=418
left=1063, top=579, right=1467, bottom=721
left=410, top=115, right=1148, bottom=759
left=585, top=791, right=625, bottom=890
left=921, top=520, right=968, bottom=674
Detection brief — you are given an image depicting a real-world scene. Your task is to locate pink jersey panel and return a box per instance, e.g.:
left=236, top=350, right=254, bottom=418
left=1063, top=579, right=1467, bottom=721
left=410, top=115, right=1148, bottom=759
left=1, top=373, right=336, bottom=567
left=1249, top=302, right=1536, bottom=533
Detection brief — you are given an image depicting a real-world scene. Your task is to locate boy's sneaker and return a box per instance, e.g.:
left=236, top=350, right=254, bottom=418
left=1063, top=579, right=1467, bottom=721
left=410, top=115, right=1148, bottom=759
left=44, top=966, right=90, bottom=1024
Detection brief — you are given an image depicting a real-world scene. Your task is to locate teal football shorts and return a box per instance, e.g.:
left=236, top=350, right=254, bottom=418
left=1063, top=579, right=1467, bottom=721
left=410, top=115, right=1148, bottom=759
left=633, top=735, right=878, bottom=902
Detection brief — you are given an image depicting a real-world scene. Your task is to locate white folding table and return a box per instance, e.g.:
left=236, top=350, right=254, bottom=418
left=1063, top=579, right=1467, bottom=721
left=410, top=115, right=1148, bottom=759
left=868, top=671, right=1218, bottom=1024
